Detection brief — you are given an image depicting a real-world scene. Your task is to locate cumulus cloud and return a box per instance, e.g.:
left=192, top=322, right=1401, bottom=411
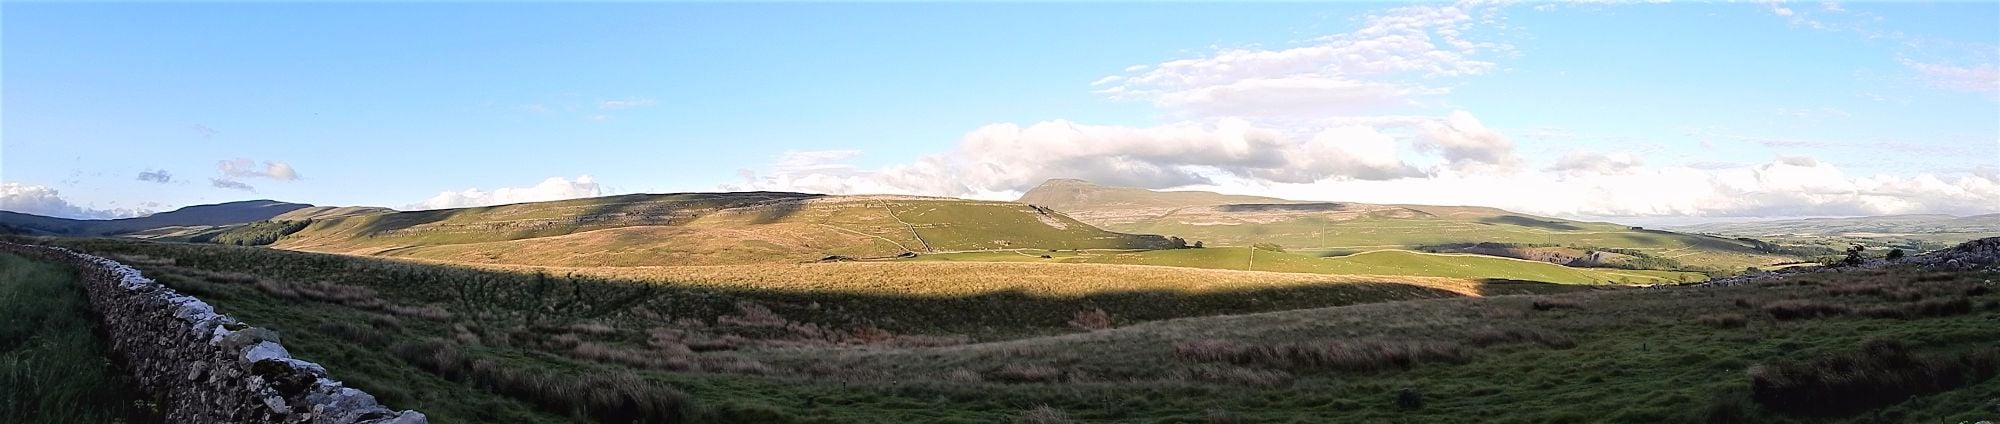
left=1546, top=152, right=1644, bottom=176
left=725, top=117, right=1446, bottom=197
left=1209, top=157, right=2000, bottom=218
left=210, top=178, right=255, bottom=191
left=414, top=175, right=604, bottom=210
left=1094, top=2, right=1506, bottom=117
left=1415, top=111, right=1520, bottom=171
left=217, top=158, right=301, bottom=181
left=719, top=1, right=1994, bottom=219
left=1, top=183, right=151, bottom=219
left=136, top=170, right=173, bottom=184
left=730, top=135, right=2000, bottom=217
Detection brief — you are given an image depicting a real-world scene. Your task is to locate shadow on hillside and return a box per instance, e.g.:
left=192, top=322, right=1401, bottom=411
left=348, top=208, right=463, bottom=238
left=566, top=192, right=823, bottom=228
left=1217, top=203, right=1352, bottom=213
left=35, top=237, right=1607, bottom=339
left=345, top=193, right=826, bottom=242
left=741, top=197, right=811, bottom=225
left=1475, top=279, right=1609, bottom=296
left=1480, top=215, right=1582, bottom=231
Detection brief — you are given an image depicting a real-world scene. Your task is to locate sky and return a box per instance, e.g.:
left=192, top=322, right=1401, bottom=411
left=3, top=1, right=1997, bottom=223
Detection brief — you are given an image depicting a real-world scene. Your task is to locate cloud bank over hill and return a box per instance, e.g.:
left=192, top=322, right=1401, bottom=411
left=413, top=175, right=603, bottom=210
left=724, top=1, right=2000, bottom=219
left=1, top=183, right=151, bottom=219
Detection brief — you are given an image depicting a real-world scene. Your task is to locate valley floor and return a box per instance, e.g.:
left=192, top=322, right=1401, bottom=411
left=7, top=236, right=1998, bottom=423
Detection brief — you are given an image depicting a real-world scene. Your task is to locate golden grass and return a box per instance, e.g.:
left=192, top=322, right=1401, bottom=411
left=343, top=223, right=907, bottom=266
left=362, top=255, right=1489, bottom=298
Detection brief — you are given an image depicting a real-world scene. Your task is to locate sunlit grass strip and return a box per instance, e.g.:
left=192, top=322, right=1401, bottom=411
left=383, top=258, right=1491, bottom=298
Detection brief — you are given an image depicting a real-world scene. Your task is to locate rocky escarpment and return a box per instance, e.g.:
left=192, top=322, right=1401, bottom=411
left=1901, top=236, right=2000, bottom=270
left=0, top=242, right=424, bottom=424
left=1697, top=237, right=2000, bottom=288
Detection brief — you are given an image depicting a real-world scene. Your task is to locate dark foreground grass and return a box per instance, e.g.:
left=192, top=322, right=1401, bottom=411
left=0, top=252, right=152, bottom=423
left=13, top=236, right=2000, bottom=423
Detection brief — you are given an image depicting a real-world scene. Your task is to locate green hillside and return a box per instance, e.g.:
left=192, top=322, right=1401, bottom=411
left=914, top=247, right=1705, bottom=284
left=1017, top=179, right=1795, bottom=272
left=270, top=192, right=1179, bottom=266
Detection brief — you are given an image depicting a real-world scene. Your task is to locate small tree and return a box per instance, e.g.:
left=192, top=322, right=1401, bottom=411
left=1192, top=241, right=1204, bottom=249
left=1885, top=248, right=1906, bottom=261
left=1840, top=244, right=1866, bottom=267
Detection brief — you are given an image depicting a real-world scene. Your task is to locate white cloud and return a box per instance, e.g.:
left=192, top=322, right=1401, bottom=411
left=1095, top=2, right=1506, bottom=117
left=1546, top=152, right=1644, bottom=176
left=725, top=111, right=1562, bottom=198
left=729, top=128, right=2000, bottom=217
left=1416, top=110, right=1521, bottom=171
left=1207, top=157, right=2000, bottom=218
left=1, top=183, right=151, bottom=219
left=413, top=175, right=604, bottom=210
left=218, top=158, right=301, bottom=181
left=714, top=1, right=1994, bottom=219
left=1900, top=59, right=2000, bottom=96
left=598, top=98, right=658, bottom=110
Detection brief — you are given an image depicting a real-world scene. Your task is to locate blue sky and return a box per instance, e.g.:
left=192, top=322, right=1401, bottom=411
left=3, top=1, right=1996, bottom=220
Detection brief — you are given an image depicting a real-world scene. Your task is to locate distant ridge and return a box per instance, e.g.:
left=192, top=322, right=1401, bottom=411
left=0, top=200, right=314, bottom=236
left=1014, top=179, right=1793, bottom=271
left=266, top=191, right=1182, bottom=267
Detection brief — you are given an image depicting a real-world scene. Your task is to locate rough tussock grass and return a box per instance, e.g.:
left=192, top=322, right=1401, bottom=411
left=16, top=235, right=2000, bottom=423
left=1749, top=339, right=1998, bottom=417
left=0, top=253, right=149, bottom=423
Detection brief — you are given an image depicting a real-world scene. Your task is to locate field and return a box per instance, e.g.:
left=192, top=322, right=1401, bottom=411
left=0, top=252, right=147, bottom=423
left=913, top=247, right=1708, bottom=285
left=9, top=235, right=1997, bottom=422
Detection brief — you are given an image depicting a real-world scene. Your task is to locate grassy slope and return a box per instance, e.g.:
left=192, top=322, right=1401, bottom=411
left=0, top=253, right=145, bottom=423
left=742, top=265, right=2000, bottom=423
left=271, top=193, right=1174, bottom=266
left=1018, top=179, right=1792, bottom=271
left=30, top=237, right=1999, bottom=423
left=915, top=247, right=1707, bottom=284
left=23, top=237, right=1597, bottom=423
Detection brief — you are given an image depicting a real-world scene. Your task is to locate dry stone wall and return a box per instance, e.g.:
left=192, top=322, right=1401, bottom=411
left=0, top=242, right=425, bottom=424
